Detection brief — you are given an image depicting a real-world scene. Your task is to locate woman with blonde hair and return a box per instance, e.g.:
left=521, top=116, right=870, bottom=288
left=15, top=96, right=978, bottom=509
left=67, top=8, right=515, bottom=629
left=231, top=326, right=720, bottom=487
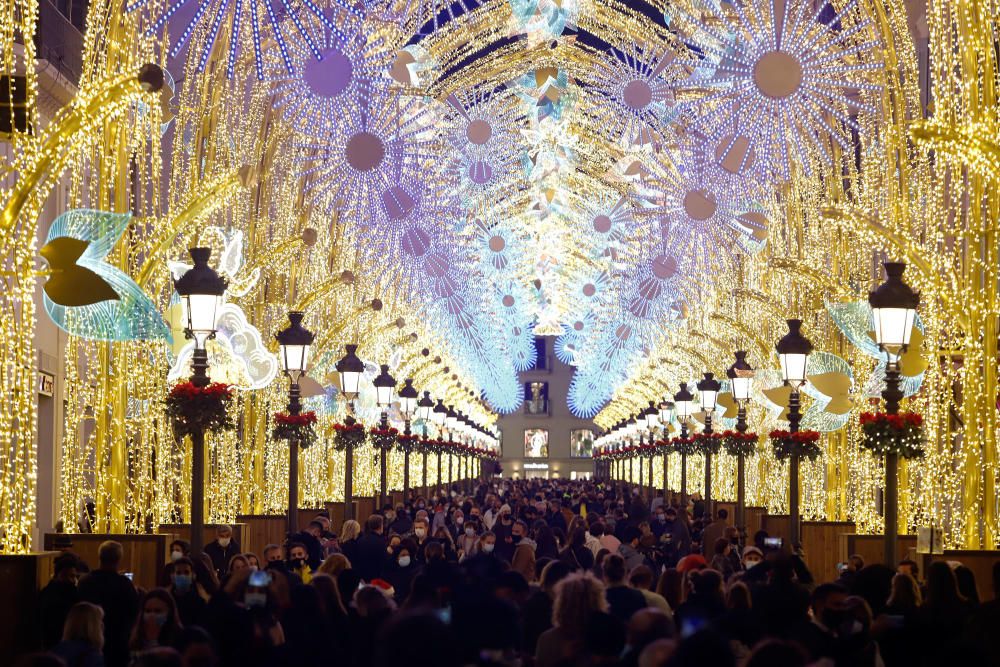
left=52, top=602, right=105, bottom=667
left=534, top=571, right=609, bottom=667
left=887, top=571, right=922, bottom=611
left=316, top=552, right=352, bottom=577
left=339, top=519, right=361, bottom=564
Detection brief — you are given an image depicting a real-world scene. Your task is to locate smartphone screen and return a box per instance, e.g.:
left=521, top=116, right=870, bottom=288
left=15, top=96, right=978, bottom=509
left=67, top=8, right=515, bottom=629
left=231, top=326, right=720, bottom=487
left=124, top=572, right=134, bottom=581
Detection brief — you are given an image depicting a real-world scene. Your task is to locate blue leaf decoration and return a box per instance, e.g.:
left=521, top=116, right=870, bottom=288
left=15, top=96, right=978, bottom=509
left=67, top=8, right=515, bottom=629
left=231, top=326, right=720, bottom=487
left=43, top=209, right=171, bottom=342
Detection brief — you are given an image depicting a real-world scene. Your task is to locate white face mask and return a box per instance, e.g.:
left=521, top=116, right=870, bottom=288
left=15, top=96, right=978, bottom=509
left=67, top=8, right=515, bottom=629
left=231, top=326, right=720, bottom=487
left=482, top=543, right=495, bottom=553
left=465, top=527, right=476, bottom=537
left=745, top=559, right=761, bottom=569
left=398, top=556, right=411, bottom=568
left=414, top=528, right=427, bottom=538
left=248, top=565, right=258, bottom=572
left=218, top=537, right=231, bottom=548
left=170, top=550, right=183, bottom=561
left=455, top=517, right=464, bottom=524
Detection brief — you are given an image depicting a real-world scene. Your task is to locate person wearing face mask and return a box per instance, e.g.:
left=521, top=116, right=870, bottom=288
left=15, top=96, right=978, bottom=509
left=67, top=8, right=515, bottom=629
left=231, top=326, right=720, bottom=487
left=742, top=546, right=764, bottom=571
left=789, top=582, right=850, bottom=663
left=479, top=531, right=498, bottom=556
left=128, top=588, right=183, bottom=656
left=409, top=517, right=434, bottom=563
left=381, top=538, right=422, bottom=603
left=448, top=509, right=466, bottom=542
left=509, top=519, right=538, bottom=582
left=492, top=506, right=515, bottom=562
left=286, top=542, right=314, bottom=583
left=168, top=557, right=209, bottom=627
left=204, top=525, right=240, bottom=579
left=157, top=539, right=191, bottom=587
left=456, top=519, right=481, bottom=560
left=651, top=509, right=668, bottom=539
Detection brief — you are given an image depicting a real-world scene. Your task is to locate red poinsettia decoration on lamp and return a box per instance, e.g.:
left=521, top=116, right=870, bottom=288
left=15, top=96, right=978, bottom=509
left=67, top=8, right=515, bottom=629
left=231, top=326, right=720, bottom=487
left=272, top=411, right=318, bottom=448
left=165, top=381, right=234, bottom=438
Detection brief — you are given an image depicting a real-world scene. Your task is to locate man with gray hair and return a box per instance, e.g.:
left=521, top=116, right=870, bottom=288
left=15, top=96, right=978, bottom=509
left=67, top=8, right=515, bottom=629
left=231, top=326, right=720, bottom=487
left=204, top=524, right=240, bottom=577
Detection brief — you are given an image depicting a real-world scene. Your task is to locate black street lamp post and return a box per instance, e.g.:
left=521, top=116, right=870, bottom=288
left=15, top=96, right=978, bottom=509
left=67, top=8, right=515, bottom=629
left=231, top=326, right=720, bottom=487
left=373, top=364, right=397, bottom=510
left=335, top=344, right=365, bottom=520
left=697, top=372, right=721, bottom=514
left=776, top=319, right=814, bottom=548
left=869, top=261, right=919, bottom=566
left=173, top=247, right=226, bottom=555
left=674, top=383, right=694, bottom=509
left=276, top=311, right=314, bottom=536
left=727, top=351, right=754, bottom=531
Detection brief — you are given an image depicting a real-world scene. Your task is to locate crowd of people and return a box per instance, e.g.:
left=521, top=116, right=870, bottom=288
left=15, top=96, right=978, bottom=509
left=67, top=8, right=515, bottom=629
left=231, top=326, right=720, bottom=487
left=24, top=479, right=1000, bottom=667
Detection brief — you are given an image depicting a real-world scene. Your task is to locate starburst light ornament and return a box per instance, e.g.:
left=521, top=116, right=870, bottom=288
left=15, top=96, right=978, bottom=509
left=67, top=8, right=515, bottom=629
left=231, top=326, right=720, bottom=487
left=583, top=43, right=682, bottom=147
left=272, top=26, right=393, bottom=136
left=127, top=0, right=361, bottom=79
left=670, top=0, right=883, bottom=179
left=296, top=88, right=439, bottom=218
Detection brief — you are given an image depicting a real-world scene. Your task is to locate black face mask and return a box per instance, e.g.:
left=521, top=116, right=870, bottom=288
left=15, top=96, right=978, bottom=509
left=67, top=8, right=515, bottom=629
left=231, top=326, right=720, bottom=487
left=511, top=534, right=522, bottom=544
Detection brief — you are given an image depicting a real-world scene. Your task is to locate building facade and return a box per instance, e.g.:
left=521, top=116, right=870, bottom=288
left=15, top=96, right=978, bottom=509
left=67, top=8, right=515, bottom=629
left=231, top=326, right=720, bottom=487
left=496, top=337, right=596, bottom=480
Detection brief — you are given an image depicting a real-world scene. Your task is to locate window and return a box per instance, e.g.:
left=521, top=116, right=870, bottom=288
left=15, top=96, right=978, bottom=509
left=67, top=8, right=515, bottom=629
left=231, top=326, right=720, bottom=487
left=531, top=336, right=548, bottom=370
left=570, top=429, right=594, bottom=458
left=524, top=381, right=549, bottom=415
left=524, top=429, right=548, bottom=458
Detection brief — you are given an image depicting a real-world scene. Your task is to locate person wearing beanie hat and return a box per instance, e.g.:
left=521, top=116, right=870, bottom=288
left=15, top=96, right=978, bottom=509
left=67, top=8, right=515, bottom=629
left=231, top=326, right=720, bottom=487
left=742, top=546, right=764, bottom=569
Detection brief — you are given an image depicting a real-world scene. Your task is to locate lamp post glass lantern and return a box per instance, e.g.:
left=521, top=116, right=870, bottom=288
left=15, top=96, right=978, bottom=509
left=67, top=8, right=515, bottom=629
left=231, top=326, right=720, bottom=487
left=275, top=311, right=314, bottom=535
left=417, top=391, right=434, bottom=425
left=335, top=344, right=365, bottom=401
left=373, top=364, right=397, bottom=411
left=399, top=379, right=419, bottom=419
left=727, top=350, right=754, bottom=404
left=868, top=261, right=919, bottom=567
left=674, top=384, right=694, bottom=430
left=643, top=401, right=660, bottom=431
left=173, top=247, right=227, bottom=386
left=171, top=247, right=226, bottom=555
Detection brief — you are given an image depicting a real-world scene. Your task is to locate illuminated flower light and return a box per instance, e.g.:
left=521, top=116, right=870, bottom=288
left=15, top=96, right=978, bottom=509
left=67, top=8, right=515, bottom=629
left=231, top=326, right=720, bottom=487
left=271, top=27, right=393, bottom=137
left=554, top=310, right=596, bottom=366
left=447, top=146, right=526, bottom=210
left=127, top=0, right=360, bottom=80
left=567, top=325, right=639, bottom=417
left=574, top=191, right=641, bottom=263
left=472, top=216, right=527, bottom=274
left=363, top=179, right=466, bottom=292
left=582, top=42, right=681, bottom=147
left=669, top=0, right=882, bottom=179
left=398, top=228, right=524, bottom=413
left=295, top=88, right=439, bottom=218
left=646, top=153, right=771, bottom=258
left=490, top=280, right=538, bottom=371
left=442, top=88, right=526, bottom=157
left=685, top=130, right=769, bottom=202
